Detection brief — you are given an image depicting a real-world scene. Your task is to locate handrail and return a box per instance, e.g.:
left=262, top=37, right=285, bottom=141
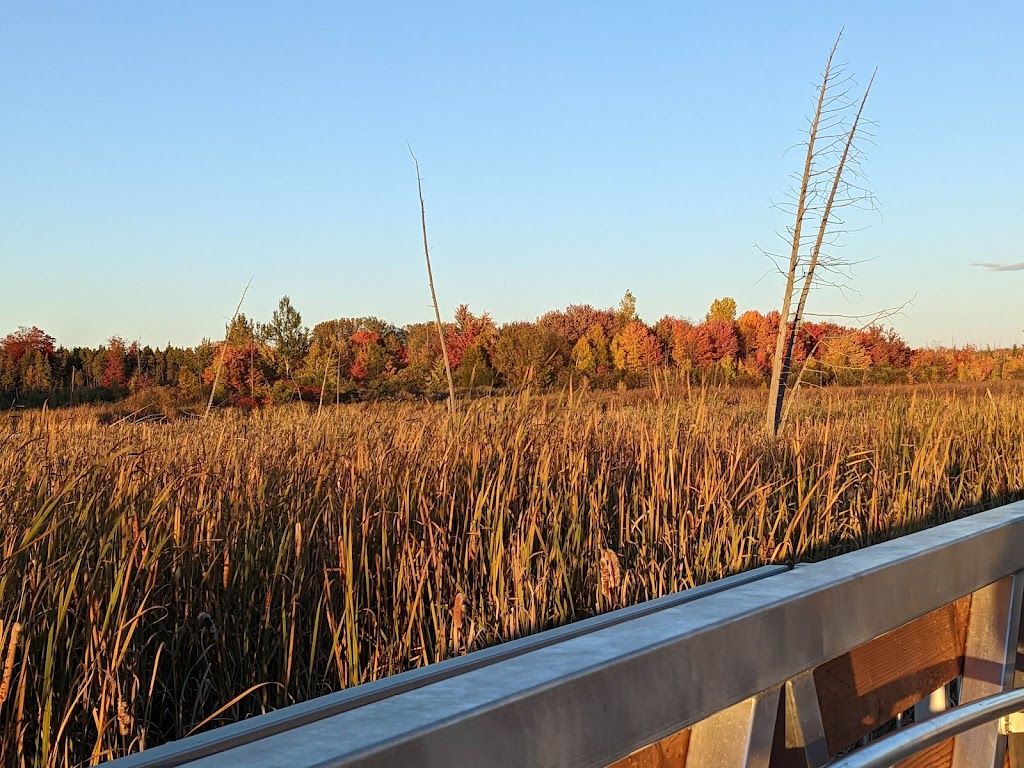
left=107, top=566, right=788, bottom=768
left=105, top=499, right=1024, bottom=767
left=826, top=688, right=1024, bottom=767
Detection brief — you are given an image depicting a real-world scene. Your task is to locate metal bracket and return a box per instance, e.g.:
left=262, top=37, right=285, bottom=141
left=687, top=687, right=780, bottom=767
left=952, top=571, right=1024, bottom=768
left=999, top=712, right=1024, bottom=735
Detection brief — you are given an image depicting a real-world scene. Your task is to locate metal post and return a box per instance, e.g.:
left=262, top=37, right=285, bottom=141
left=771, top=671, right=830, bottom=768
left=952, top=572, right=1024, bottom=768
left=686, top=688, right=780, bottom=768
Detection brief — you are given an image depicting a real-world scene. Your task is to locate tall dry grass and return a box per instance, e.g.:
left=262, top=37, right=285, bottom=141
left=2, top=384, right=1023, bottom=765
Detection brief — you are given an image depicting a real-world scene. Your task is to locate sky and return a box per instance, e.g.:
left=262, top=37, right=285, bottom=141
left=1, top=2, right=1022, bottom=350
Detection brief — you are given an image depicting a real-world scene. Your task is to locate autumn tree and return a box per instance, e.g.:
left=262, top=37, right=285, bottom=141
left=0, top=327, right=56, bottom=396
left=201, top=343, right=271, bottom=400
left=703, top=319, right=740, bottom=366
left=857, top=325, right=912, bottom=368
left=102, top=337, right=128, bottom=389
left=492, top=323, right=568, bottom=387
left=735, top=310, right=777, bottom=376
left=538, top=304, right=616, bottom=346
left=657, top=318, right=697, bottom=369
left=446, top=303, right=497, bottom=366
left=572, top=324, right=612, bottom=376
left=398, top=322, right=446, bottom=391
left=1, top=326, right=56, bottom=365
left=611, top=320, right=664, bottom=374
left=819, top=334, right=872, bottom=384
left=706, top=297, right=737, bottom=324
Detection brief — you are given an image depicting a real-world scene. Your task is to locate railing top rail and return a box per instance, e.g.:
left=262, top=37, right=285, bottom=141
left=109, top=566, right=788, bottom=768
left=110, top=499, right=1024, bottom=768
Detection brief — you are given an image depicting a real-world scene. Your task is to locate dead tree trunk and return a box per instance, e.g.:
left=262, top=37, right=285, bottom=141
left=410, top=147, right=457, bottom=415
left=766, top=34, right=876, bottom=436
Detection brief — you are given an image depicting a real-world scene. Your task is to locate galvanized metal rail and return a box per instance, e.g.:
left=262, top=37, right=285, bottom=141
left=107, top=565, right=788, bottom=767
left=107, top=499, right=1024, bottom=768
left=827, top=687, right=1024, bottom=768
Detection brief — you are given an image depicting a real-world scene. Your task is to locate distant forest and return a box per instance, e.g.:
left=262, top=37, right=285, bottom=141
left=3, top=292, right=1023, bottom=411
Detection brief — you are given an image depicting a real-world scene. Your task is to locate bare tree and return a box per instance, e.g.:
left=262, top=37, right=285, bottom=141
left=409, top=146, right=457, bottom=415
left=765, top=32, right=877, bottom=436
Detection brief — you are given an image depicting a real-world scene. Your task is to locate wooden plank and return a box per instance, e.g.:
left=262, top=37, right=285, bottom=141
left=814, top=595, right=971, bottom=755
left=607, top=729, right=690, bottom=768
left=893, top=737, right=954, bottom=768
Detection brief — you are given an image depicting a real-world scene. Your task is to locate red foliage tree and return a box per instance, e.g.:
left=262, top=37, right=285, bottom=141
left=857, top=326, right=912, bottom=368
left=103, top=337, right=127, bottom=389
left=538, top=305, right=617, bottom=346
left=1, top=326, right=55, bottom=366
left=202, top=341, right=269, bottom=398
left=443, top=305, right=496, bottom=370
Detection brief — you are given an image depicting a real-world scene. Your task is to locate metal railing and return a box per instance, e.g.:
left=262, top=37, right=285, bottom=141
left=107, top=498, right=1024, bottom=767
left=827, top=687, right=1024, bottom=767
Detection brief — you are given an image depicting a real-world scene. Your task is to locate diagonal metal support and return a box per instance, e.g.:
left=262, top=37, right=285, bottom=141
left=771, top=671, right=831, bottom=768
left=952, top=571, right=1024, bottom=768
left=686, top=687, right=780, bottom=768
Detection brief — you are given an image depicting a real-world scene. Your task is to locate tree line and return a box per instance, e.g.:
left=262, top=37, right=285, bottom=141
left=2, top=292, right=1023, bottom=410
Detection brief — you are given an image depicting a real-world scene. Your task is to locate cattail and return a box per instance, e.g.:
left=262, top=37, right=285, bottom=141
left=262, top=589, right=273, bottom=625
left=599, top=549, right=621, bottom=602
left=451, top=593, right=465, bottom=652
left=337, top=535, right=346, bottom=580
left=222, top=548, right=230, bottom=590
left=117, top=696, right=133, bottom=736
left=294, top=522, right=302, bottom=561
left=0, top=621, right=22, bottom=706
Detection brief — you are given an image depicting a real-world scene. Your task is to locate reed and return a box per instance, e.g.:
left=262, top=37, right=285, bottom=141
left=1, top=383, right=1023, bottom=765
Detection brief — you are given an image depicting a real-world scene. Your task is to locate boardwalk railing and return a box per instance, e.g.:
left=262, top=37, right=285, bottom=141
left=109, top=499, right=1024, bottom=768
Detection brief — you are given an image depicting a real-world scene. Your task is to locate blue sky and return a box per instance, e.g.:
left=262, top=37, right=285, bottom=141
left=1, top=2, right=1021, bottom=349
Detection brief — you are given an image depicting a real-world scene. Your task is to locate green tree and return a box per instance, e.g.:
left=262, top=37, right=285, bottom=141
left=572, top=324, right=612, bottom=375
left=455, top=341, right=496, bottom=388
left=262, top=296, right=310, bottom=376
left=22, top=349, right=53, bottom=392
left=615, top=290, right=638, bottom=331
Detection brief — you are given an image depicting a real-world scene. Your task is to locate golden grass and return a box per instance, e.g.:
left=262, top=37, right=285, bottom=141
left=2, top=383, right=1024, bottom=765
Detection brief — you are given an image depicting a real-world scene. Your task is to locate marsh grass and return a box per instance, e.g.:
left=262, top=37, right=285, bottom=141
left=2, top=383, right=1023, bottom=765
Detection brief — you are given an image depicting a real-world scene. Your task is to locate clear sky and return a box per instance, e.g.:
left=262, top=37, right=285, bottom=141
left=1, top=2, right=1021, bottom=349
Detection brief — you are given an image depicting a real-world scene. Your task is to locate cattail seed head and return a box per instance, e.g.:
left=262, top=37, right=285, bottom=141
left=262, top=589, right=273, bottom=624
left=117, top=697, right=133, bottom=736
left=451, top=593, right=465, bottom=652
left=0, top=621, right=22, bottom=706
left=599, top=549, right=621, bottom=602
